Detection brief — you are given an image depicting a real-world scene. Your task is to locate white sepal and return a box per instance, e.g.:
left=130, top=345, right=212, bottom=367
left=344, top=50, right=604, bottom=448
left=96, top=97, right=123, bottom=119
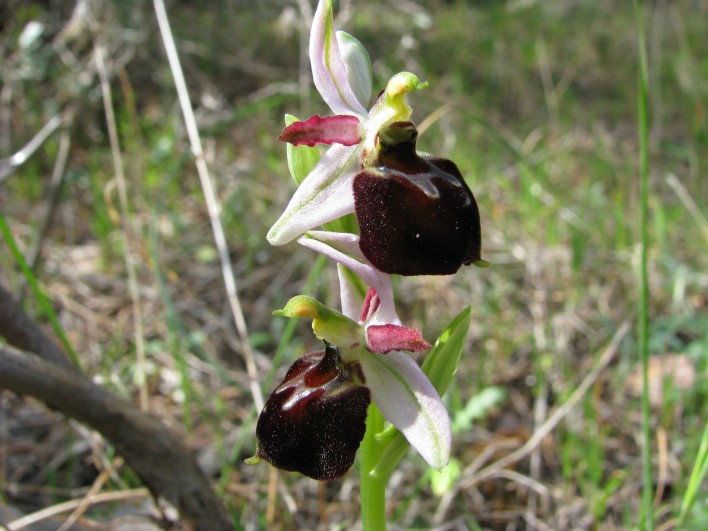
left=267, top=144, right=358, bottom=245
left=310, top=0, right=367, bottom=117
left=358, top=350, right=451, bottom=470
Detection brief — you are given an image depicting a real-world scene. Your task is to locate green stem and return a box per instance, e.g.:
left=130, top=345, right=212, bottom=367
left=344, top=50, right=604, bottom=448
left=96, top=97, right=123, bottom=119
left=360, top=404, right=387, bottom=531
left=633, top=0, right=654, bottom=528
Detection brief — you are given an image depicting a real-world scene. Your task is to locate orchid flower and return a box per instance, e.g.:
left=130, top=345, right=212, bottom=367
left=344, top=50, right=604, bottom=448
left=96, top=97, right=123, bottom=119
left=267, top=0, right=485, bottom=276
left=253, top=238, right=451, bottom=480
left=256, top=231, right=451, bottom=480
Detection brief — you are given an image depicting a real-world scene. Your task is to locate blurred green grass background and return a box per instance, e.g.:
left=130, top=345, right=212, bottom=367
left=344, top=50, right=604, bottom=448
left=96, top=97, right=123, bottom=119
left=1, top=0, right=707, bottom=528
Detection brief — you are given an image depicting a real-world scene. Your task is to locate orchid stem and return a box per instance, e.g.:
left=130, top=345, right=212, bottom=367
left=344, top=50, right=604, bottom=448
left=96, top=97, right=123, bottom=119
left=360, top=404, right=387, bottom=531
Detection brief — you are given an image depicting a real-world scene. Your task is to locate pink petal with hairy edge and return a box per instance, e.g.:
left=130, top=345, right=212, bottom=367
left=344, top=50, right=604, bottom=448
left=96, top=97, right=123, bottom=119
left=298, top=231, right=400, bottom=325
left=279, top=114, right=362, bottom=147
left=358, top=350, right=451, bottom=470
left=366, top=324, right=431, bottom=354
left=310, top=0, right=367, bottom=117
left=267, top=144, right=358, bottom=246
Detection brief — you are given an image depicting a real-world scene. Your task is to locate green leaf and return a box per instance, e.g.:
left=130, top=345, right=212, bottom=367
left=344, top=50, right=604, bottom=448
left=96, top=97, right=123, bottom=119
left=323, top=212, right=359, bottom=235
left=421, top=306, right=472, bottom=396
left=0, top=211, right=82, bottom=368
left=284, top=114, right=320, bottom=185
left=679, top=421, right=708, bottom=526
left=369, top=432, right=409, bottom=480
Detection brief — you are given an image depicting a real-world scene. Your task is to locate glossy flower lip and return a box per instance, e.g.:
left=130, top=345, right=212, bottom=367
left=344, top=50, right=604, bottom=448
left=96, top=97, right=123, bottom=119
left=354, top=122, right=483, bottom=275
left=254, top=345, right=371, bottom=481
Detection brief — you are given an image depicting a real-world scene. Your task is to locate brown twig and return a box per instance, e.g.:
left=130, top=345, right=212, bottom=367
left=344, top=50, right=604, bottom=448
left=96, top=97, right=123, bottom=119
left=0, top=284, right=74, bottom=371
left=5, top=488, right=150, bottom=531
left=0, top=114, right=65, bottom=184
left=0, top=343, right=232, bottom=530
left=0, top=287, right=232, bottom=530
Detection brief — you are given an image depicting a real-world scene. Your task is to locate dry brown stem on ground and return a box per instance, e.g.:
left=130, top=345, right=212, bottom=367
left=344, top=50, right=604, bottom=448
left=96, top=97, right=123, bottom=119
left=0, top=284, right=233, bottom=530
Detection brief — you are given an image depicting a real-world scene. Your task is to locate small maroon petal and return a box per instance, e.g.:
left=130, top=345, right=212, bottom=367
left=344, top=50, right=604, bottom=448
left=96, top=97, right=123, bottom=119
left=278, top=114, right=362, bottom=147
left=353, top=122, right=482, bottom=276
left=366, top=324, right=432, bottom=354
left=255, top=346, right=370, bottom=481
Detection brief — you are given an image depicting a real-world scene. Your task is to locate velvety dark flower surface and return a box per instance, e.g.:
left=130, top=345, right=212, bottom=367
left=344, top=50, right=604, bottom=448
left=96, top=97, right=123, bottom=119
left=255, top=345, right=370, bottom=481
left=354, top=122, right=481, bottom=275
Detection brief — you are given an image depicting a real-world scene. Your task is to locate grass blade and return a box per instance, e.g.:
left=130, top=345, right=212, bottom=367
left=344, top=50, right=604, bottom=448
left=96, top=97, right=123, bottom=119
left=633, top=0, right=654, bottom=528
left=0, top=211, right=81, bottom=368
left=678, top=421, right=708, bottom=526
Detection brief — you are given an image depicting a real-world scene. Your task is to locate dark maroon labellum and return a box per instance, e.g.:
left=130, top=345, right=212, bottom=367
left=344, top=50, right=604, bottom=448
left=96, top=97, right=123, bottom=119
left=255, top=345, right=370, bottom=481
left=354, top=122, right=482, bottom=275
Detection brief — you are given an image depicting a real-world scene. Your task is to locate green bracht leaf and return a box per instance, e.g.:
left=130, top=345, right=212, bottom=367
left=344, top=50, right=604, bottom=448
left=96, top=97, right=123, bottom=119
left=420, top=306, right=472, bottom=396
